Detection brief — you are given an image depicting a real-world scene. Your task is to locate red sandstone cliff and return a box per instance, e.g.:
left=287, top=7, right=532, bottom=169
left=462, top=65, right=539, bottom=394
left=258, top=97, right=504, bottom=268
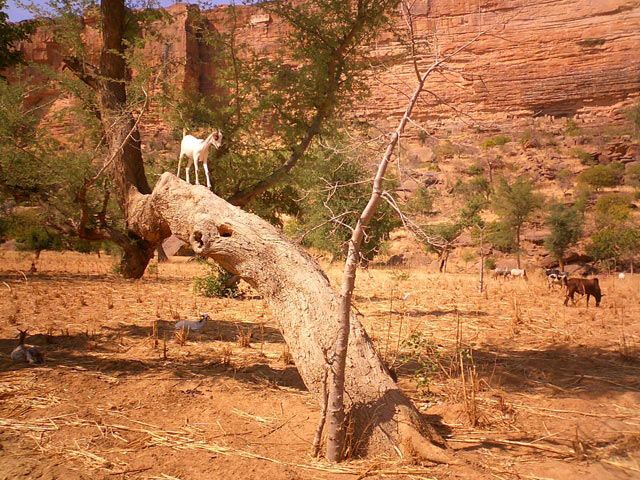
left=14, top=1, right=640, bottom=140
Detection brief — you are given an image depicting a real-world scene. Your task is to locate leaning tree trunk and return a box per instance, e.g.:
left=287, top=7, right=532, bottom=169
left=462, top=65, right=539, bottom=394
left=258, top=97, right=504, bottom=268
left=127, top=174, right=452, bottom=463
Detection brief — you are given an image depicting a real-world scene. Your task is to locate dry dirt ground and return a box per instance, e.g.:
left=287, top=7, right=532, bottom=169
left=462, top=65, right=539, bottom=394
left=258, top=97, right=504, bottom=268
left=1, top=251, right=640, bottom=480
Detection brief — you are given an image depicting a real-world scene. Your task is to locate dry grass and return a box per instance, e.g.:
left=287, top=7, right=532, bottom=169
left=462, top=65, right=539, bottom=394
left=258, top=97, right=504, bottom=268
left=1, top=250, right=640, bottom=479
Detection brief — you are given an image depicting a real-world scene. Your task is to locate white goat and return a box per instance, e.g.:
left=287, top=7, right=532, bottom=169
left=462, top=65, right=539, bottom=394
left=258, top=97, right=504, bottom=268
left=175, top=313, right=210, bottom=332
left=11, top=329, right=44, bottom=365
left=177, top=129, right=222, bottom=189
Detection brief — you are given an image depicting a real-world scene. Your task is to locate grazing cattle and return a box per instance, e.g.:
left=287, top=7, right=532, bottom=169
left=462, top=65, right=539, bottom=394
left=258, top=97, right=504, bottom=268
left=564, top=278, right=603, bottom=307
left=492, top=268, right=511, bottom=279
left=510, top=268, right=528, bottom=280
left=545, top=268, right=567, bottom=289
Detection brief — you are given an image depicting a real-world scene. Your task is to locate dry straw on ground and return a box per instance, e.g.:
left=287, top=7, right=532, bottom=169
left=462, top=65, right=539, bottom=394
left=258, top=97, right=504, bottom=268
left=1, top=250, right=639, bottom=479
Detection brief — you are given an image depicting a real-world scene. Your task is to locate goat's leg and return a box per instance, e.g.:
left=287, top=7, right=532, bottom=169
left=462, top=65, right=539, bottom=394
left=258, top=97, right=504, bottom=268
left=203, top=161, right=211, bottom=189
left=186, top=158, right=193, bottom=184
left=177, top=153, right=183, bottom=178
left=194, top=154, right=200, bottom=185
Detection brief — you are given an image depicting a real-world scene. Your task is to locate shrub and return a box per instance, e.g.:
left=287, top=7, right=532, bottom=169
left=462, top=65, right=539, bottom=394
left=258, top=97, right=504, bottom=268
left=563, top=118, right=582, bottom=137
left=2, top=210, right=63, bottom=254
left=465, top=163, right=484, bottom=176
left=594, top=193, right=631, bottom=227
left=481, top=135, right=512, bottom=149
left=570, top=147, right=597, bottom=165
left=409, top=186, right=433, bottom=213
left=556, top=168, right=574, bottom=192
left=520, top=128, right=540, bottom=148
left=578, top=163, right=624, bottom=190
left=626, top=163, right=640, bottom=187
left=587, top=226, right=640, bottom=265
left=626, top=103, right=640, bottom=140
left=484, top=256, right=496, bottom=271
left=194, top=263, right=239, bottom=298
left=577, top=38, right=606, bottom=47
left=433, top=139, right=461, bottom=159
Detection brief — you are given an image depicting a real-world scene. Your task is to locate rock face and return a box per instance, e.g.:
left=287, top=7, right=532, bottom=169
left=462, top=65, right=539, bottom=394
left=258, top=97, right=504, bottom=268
left=14, top=1, right=640, bottom=138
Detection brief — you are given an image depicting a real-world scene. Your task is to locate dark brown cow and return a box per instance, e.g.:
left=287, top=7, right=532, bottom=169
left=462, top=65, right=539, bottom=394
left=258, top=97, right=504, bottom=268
left=563, top=278, right=603, bottom=307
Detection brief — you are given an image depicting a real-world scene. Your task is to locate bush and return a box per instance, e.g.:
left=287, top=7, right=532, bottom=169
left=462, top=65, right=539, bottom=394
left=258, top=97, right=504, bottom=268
left=433, top=139, right=461, bottom=159
left=626, top=103, right=640, bottom=140
left=570, top=147, right=597, bottom=165
left=520, top=128, right=540, bottom=148
left=193, top=263, right=239, bottom=298
left=578, top=163, right=624, bottom=190
left=625, top=163, right=640, bottom=187
left=409, top=186, right=433, bottom=213
left=465, top=163, right=484, bottom=176
left=484, top=256, right=496, bottom=271
left=563, top=118, right=582, bottom=137
left=1, top=210, right=63, bottom=254
left=481, top=135, right=512, bottom=149
left=556, top=168, right=574, bottom=191
left=594, top=193, right=631, bottom=227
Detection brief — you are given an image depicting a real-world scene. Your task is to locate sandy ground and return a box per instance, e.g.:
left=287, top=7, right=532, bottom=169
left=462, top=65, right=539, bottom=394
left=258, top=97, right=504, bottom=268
left=1, top=250, right=639, bottom=479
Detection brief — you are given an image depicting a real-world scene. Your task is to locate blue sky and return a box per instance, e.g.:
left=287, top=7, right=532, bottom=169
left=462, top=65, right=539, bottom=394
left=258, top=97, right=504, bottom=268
left=5, top=1, right=232, bottom=22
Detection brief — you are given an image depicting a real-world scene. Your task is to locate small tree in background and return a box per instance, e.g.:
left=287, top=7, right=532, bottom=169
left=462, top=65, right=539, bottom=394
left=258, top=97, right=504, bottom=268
left=491, top=176, right=543, bottom=268
left=544, top=202, right=583, bottom=270
left=587, top=193, right=640, bottom=272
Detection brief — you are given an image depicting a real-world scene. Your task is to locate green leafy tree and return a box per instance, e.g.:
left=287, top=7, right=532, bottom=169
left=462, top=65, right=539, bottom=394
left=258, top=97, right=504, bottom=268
left=491, top=176, right=543, bottom=268
left=587, top=193, right=639, bottom=272
left=423, top=193, right=486, bottom=273
left=543, top=202, right=583, bottom=270
left=0, top=0, right=35, bottom=71
left=588, top=227, right=640, bottom=272
left=625, top=163, right=640, bottom=188
left=5, top=0, right=400, bottom=276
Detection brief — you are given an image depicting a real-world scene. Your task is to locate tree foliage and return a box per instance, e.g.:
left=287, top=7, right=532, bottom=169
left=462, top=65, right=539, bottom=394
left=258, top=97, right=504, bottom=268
left=287, top=149, right=400, bottom=262
left=490, top=176, right=543, bottom=266
left=0, top=0, right=35, bottom=71
left=3, top=0, right=401, bottom=267
left=587, top=192, right=639, bottom=269
left=543, top=202, right=583, bottom=265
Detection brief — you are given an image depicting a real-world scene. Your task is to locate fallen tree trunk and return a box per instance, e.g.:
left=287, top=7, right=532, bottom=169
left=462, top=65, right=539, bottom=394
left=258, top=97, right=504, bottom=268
left=128, top=173, right=452, bottom=462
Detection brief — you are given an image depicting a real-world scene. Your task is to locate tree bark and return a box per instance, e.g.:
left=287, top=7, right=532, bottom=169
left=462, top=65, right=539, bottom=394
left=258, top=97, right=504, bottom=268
left=478, top=231, right=485, bottom=293
left=516, top=226, right=521, bottom=269
left=126, top=174, right=452, bottom=463
left=157, top=245, right=169, bottom=263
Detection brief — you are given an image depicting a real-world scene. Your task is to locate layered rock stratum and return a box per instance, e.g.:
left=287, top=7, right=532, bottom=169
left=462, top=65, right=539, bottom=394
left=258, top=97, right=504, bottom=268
left=16, top=1, right=640, bottom=139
